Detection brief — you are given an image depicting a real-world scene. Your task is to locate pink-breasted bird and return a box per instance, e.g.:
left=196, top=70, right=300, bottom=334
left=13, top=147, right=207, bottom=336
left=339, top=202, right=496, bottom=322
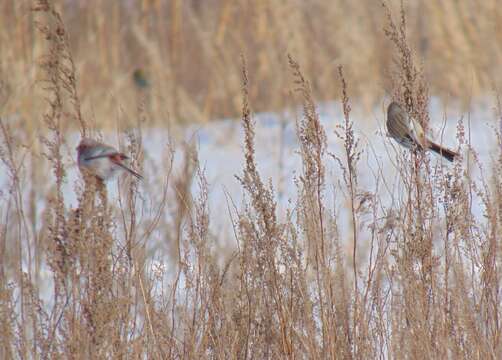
left=386, top=102, right=458, bottom=162
left=76, top=137, right=143, bottom=181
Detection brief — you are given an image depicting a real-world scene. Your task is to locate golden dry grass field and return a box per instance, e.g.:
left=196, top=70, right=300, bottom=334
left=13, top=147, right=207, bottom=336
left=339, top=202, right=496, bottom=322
left=2, top=0, right=502, bottom=128
left=1, top=0, right=502, bottom=358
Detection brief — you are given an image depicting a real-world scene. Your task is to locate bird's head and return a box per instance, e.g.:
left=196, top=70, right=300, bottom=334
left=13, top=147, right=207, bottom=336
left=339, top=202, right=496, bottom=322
left=76, top=137, right=99, bottom=154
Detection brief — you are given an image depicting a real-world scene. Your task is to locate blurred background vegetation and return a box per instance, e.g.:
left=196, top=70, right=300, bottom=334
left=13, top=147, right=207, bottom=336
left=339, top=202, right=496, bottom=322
left=1, top=0, right=501, bottom=129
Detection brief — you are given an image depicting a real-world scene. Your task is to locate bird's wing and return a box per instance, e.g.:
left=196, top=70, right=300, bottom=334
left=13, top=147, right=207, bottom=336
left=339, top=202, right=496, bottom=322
left=84, top=153, right=117, bottom=161
left=387, top=109, right=416, bottom=147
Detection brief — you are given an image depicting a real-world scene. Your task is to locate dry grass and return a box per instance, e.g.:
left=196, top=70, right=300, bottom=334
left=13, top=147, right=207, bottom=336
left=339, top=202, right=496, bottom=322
left=1, top=0, right=502, bottom=131
left=1, top=0, right=502, bottom=358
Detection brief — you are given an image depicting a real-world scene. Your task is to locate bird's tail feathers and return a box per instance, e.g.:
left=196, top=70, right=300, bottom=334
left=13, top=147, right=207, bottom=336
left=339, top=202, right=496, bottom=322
left=116, top=162, right=143, bottom=180
left=428, top=142, right=458, bottom=162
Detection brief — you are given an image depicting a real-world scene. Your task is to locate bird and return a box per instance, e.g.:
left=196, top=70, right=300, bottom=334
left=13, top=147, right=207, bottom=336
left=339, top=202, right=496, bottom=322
left=132, top=68, right=150, bottom=90
left=386, top=101, right=458, bottom=162
left=76, top=137, right=143, bottom=181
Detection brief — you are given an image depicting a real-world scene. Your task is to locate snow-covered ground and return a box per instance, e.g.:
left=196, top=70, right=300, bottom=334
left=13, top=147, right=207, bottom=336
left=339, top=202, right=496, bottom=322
left=2, top=98, right=499, bottom=237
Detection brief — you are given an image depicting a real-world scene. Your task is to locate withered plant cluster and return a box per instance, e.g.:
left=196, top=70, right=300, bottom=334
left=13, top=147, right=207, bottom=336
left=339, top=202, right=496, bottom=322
left=1, top=1, right=502, bottom=359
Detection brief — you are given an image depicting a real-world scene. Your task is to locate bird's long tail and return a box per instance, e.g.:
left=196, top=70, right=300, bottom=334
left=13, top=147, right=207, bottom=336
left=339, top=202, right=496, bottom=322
left=116, top=162, right=143, bottom=180
left=428, top=142, right=458, bottom=162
